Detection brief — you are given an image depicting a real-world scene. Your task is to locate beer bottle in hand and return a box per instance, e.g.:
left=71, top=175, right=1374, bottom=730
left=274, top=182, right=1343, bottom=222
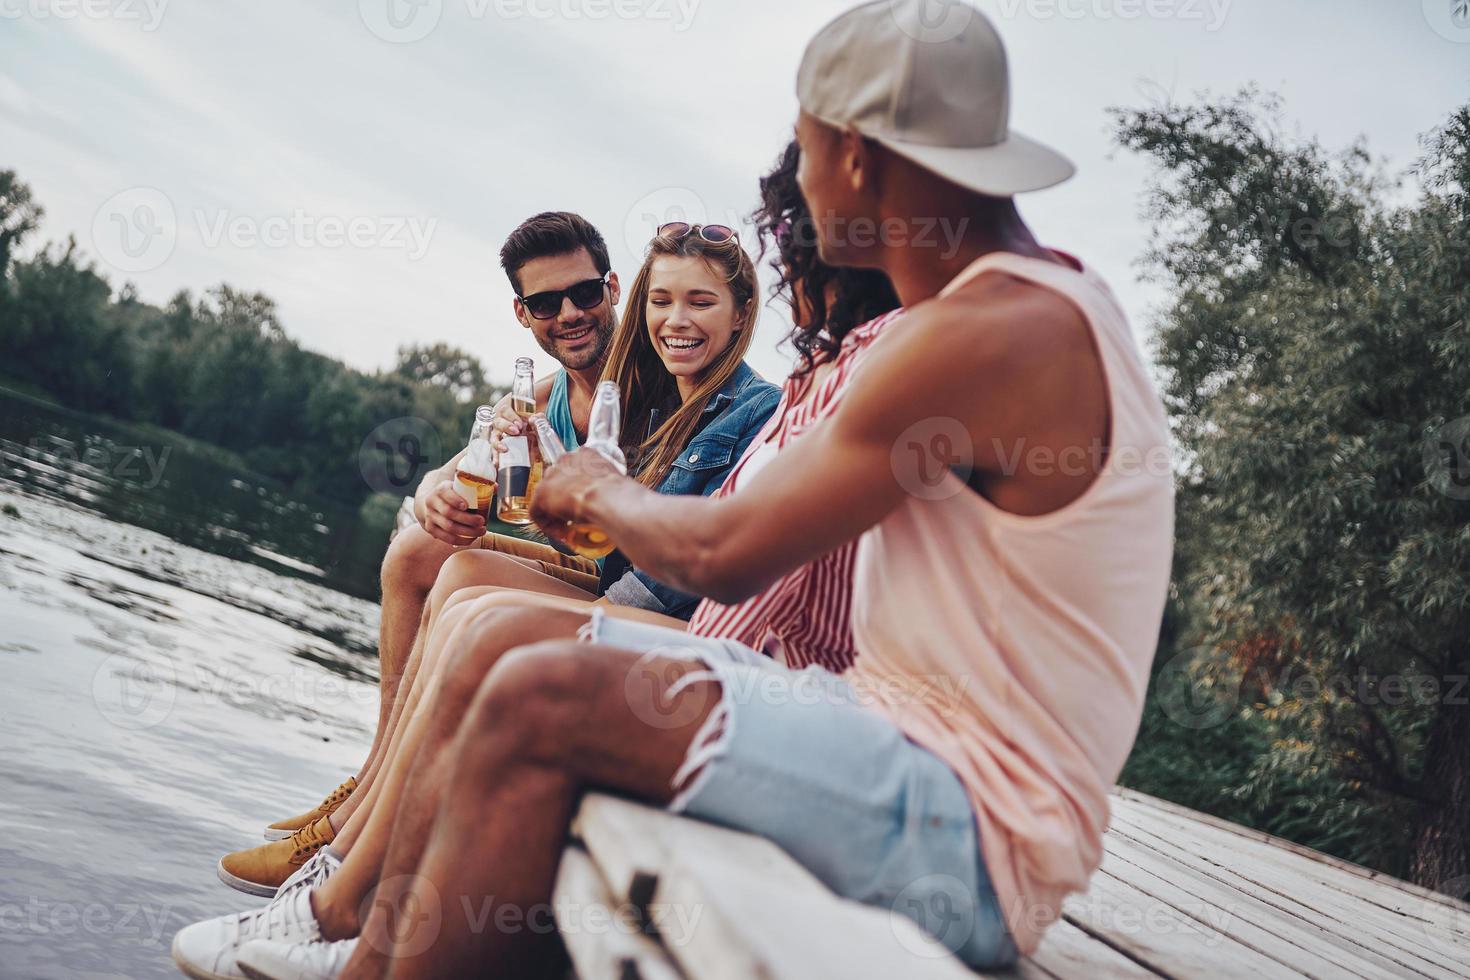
left=564, top=381, right=625, bottom=559
left=453, top=406, right=498, bottom=519
left=530, top=415, right=568, bottom=466
left=496, top=357, right=537, bottom=525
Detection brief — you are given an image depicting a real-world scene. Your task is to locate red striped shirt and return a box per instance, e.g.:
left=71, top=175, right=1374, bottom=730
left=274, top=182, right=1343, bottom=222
left=686, top=308, right=906, bottom=672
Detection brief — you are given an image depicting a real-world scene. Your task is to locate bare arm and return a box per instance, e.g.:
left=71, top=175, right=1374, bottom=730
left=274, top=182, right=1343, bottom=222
left=533, top=277, right=1104, bottom=602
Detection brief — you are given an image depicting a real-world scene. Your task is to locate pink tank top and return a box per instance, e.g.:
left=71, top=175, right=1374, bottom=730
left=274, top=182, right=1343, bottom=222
left=847, top=252, right=1175, bottom=955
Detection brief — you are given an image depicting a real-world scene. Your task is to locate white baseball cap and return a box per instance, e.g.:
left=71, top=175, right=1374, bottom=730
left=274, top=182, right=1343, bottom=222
left=797, top=0, right=1075, bottom=196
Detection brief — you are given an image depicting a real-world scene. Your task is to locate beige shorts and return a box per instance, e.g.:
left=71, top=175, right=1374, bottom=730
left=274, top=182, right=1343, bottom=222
left=478, top=531, right=600, bottom=594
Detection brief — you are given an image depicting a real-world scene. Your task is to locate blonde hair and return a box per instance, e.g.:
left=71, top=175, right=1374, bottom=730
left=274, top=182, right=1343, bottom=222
left=601, top=229, right=760, bottom=489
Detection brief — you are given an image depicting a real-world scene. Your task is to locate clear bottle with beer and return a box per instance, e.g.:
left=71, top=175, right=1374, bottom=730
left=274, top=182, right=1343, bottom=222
left=453, top=406, right=498, bottom=520
left=496, top=357, right=537, bottom=525
left=562, top=380, right=625, bottom=560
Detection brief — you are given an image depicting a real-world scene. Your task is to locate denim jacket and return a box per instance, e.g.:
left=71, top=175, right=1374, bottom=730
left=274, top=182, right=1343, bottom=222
left=601, top=361, right=780, bottom=619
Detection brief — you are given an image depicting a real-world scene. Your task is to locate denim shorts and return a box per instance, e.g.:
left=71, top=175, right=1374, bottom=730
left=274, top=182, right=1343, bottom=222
left=583, top=610, right=1018, bottom=970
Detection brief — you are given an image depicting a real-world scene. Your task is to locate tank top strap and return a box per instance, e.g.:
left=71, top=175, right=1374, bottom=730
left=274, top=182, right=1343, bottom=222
left=546, top=370, right=580, bottom=451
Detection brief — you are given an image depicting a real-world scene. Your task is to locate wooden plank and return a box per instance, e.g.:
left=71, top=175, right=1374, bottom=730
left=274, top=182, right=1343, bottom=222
left=656, top=844, right=989, bottom=980
left=1116, top=787, right=1470, bottom=922
left=1111, top=799, right=1470, bottom=952
left=1113, top=793, right=1470, bottom=943
left=553, top=845, right=685, bottom=980
left=1062, top=868, right=1306, bottom=979
left=572, top=793, right=825, bottom=918
left=575, top=793, right=1156, bottom=980
left=1107, top=805, right=1469, bottom=977
left=1099, top=831, right=1412, bottom=979
left=1023, top=917, right=1165, bottom=979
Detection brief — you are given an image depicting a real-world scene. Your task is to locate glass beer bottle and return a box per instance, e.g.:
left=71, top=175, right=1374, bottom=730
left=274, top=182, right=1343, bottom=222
left=496, top=357, right=537, bottom=525
left=564, top=381, right=625, bottom=560
left=453, top=406, right=498, bottom=519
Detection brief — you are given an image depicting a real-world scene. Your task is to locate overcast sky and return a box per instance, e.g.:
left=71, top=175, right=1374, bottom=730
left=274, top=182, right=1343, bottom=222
left=3, top=0, right=1467, bottom=385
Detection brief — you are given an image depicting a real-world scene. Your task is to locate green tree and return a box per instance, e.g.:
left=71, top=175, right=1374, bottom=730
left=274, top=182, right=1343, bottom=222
left=1116, top=94, right=1470, bottom=888
left=0, top=168, right=43, bottom=290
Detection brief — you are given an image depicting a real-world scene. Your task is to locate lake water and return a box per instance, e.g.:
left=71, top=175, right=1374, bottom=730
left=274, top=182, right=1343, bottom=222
left=0, top=389, right=388, bottom=979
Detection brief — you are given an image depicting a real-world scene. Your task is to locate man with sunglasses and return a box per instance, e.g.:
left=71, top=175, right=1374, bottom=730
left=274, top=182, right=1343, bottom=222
left=222, top=213, right=622, bottom=895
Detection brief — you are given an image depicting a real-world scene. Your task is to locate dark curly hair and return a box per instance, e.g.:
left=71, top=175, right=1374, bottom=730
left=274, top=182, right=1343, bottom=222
left=753, top=140, right=900, bottom=377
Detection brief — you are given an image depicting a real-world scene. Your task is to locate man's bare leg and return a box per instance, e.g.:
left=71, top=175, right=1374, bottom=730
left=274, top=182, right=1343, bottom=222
left=364, top=526, right=463, bottom=779
left=338, top=641, right=715, bottom=980
left=329, top=548, right=595, bottom=832
left=312, top=595, right=600, bottom=942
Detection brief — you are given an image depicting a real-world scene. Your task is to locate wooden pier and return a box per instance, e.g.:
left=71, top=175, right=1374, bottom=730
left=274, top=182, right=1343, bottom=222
left=553, top=787, right=1470, bottom=978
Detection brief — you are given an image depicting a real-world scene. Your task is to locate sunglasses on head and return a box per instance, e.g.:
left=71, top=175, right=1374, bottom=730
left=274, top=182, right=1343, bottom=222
left=657, top=222, right=739, bottom=245
left=518, top=274, right=610, bottom=321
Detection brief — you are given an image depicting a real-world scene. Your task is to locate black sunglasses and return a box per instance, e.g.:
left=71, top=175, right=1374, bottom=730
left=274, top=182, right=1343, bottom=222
left=518, top=274, right=609, bottom=320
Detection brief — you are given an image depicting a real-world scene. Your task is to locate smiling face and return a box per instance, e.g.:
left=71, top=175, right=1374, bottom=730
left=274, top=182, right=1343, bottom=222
left=513, top=248, right=619, bottom=372
left=645, top=254, right=745, bottom=387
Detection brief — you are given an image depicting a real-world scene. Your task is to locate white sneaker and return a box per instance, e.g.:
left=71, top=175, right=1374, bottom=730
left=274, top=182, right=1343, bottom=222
left=237, top=937, right=358, bottom=980
left=171, top=886, right=322, bottom=980
left=274, top=848, right=341, bottom=900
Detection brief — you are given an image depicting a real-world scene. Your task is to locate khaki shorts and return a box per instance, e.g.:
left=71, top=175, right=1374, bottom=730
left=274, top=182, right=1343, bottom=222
left=478, top=531, right=600, bottom=594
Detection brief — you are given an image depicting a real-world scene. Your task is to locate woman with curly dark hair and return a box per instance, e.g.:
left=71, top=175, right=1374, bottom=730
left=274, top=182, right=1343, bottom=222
left=674, top=138, right=904, bottom=672
left=752, top=139, right=901, bottom=377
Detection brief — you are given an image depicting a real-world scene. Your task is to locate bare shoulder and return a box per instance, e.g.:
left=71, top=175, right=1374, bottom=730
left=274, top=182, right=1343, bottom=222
left=891, top=269, right=1091, bottom=380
